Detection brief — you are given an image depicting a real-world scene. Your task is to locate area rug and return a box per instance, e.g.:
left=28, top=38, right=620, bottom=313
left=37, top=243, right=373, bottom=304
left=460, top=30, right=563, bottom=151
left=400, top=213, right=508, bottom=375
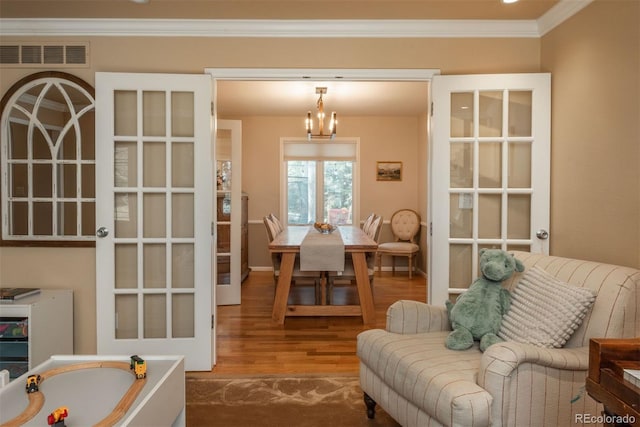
left=186, top=374, right=400, bottom=426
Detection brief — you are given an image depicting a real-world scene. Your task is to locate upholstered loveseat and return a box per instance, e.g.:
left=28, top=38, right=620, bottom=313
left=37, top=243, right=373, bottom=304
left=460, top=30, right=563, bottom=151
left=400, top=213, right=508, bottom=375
left=357, top=251, right=639, bottom=426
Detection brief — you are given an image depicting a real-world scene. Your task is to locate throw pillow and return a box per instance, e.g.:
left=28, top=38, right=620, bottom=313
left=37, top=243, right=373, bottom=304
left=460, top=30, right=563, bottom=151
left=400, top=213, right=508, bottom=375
left=498, top=266, right=596, bottom=348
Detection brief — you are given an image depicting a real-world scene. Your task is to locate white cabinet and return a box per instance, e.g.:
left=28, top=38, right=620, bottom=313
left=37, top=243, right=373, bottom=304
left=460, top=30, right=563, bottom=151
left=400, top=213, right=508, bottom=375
left=0, top=290, right=73, bottom=380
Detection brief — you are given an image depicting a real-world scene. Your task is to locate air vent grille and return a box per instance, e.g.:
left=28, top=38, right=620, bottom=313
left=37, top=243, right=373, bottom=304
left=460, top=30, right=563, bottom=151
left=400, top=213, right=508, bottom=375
left=1, top=43, right=89, bottom=67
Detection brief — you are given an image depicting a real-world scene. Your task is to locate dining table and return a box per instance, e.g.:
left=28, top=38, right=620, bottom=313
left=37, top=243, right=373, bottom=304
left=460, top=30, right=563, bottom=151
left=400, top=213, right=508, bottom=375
left=269, top=225, right=378, bottom=325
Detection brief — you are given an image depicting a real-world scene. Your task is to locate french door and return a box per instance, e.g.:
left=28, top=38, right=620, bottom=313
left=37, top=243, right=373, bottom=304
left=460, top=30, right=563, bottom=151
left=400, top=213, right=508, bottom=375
left=429, top=73, right=551, bottom=305
left=95, top=72, right=213, bottom=371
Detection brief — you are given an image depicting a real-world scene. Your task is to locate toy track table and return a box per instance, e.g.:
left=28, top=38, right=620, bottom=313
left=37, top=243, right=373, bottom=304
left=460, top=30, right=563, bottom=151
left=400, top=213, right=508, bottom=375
left=0, top=355, right=184, bottom=427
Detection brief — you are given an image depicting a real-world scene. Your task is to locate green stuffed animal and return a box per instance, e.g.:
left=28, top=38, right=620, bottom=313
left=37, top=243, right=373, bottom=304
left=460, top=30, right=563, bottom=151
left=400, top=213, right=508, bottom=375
left=445, top=249, right=524, bottom=352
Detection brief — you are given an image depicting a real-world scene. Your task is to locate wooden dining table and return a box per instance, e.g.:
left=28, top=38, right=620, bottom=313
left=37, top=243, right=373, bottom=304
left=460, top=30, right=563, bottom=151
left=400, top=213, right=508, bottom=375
left=269, top=225, right=378, bottom=325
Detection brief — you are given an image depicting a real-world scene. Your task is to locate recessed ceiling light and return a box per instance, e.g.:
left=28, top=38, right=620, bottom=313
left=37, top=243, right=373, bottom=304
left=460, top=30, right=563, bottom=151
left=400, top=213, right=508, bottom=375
left=130, top=0, right=149, bottom=4
left=502, top=0, right=519, bottom=3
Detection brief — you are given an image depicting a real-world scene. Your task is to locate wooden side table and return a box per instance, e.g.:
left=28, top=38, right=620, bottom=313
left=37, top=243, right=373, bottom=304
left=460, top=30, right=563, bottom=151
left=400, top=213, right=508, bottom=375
left=586, top=338, right=640, bottom=427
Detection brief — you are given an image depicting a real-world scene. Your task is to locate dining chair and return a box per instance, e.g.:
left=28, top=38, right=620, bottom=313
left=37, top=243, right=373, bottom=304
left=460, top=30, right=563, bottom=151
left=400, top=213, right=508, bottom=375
left=326, top=214, right=383, bottom=304
left=376, top=209, right=420, bottom=278
left=263, top=215, right=323, bottom=303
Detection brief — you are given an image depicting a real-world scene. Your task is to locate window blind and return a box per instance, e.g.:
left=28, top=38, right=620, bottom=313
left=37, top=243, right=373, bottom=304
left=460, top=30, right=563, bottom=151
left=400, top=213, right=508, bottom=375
left=282, top=141, right=357, bottom=161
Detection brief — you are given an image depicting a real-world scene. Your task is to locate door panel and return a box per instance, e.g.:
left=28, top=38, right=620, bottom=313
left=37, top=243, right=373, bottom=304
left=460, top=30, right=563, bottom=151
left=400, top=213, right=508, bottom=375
left=430, top=74, right=550, bottom=306
left=214, top=119, right=242, bottom=305
left=96, top=72, right=213, bottom=371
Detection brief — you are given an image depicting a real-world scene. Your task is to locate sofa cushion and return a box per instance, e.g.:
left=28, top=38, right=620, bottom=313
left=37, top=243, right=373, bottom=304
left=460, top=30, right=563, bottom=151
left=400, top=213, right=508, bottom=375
left=357, top=329, right=492, bottom=426
left=498, top=266, right=596, bottom=348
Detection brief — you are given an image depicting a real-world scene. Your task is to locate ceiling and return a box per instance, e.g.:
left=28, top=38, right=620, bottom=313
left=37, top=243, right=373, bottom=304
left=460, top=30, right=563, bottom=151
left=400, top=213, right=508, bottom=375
left=1, top=0, right=560, bottom=20
left=216, top=80, right=430, bottom=116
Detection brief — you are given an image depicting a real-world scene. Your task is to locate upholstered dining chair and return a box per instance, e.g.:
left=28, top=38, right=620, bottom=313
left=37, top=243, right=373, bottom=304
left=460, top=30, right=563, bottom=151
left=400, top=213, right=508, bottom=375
left=263, top=214, right=322, bottom=303
left=376, top=209, right=420, bottom=279
left=327, top=214, right=383, bottom=304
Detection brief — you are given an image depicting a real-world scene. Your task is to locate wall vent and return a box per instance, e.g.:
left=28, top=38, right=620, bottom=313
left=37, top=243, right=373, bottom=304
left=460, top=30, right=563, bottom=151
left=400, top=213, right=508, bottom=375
left=1, top=43, right=89, bottom=67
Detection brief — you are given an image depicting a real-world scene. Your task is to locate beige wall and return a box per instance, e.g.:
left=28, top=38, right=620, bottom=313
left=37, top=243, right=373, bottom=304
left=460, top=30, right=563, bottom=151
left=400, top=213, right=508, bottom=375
left=541, top=0, right=640, bottom=267
left=223, top=114, right=424, bottom=270
left=1, top=0, right=638, bottom=354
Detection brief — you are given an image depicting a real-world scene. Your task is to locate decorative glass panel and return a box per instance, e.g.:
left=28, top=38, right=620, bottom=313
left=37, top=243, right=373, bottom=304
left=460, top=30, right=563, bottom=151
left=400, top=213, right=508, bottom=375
left=172, top=294, right=195, bottom=338
left=143, top=141, right=166, bottom=187
left=115, top=295, right=138, bottom=339
left=58, top=164, right=77, bottom=198
left=478, top=194, right=501, bottom=239
left=114, top=193, right=137, bottom=238
left=450, top=92, right=474, bottom=138
left=10, top=202, right=28, bottom=235
left=114, top=90, right=137, bottom=137
left=115, top=244, right=137, bottom=289
left=172, top=244, right=194, bottom=289
left=172, top=193, right=194, bottom=238
left=507, top=195, right=531, bottom=239
left=450, top=193, right=473, bottom=238
left=479, top=142, right=502, bottom=188
left=508, top=142, right=532, bottom=188
left=33, top=164, right=52, bottom=197
left=143, top=91, right=166, bottom=137
left=114, top=141, right=137, bottom=187
left=11, top=164, right=27, bottom=197
left=172, top=143, right=194, bottom=188
left=450, top=142, right=473, bottom=188
left=57, top=128, right=76, bottom=160
left=508, top=91, right=532, bottom=137
left=144, top=244, right=166, bottom=289
left=479, top=91, right=503, bottom=137
left=449, top=244, right=472, bottom=288
left=144, top=294, right=166, bottom=338
left=33, top=202, right=52, bottom=235
left=143, top=193, right=166, bottom=238
left=58, top=202, right=76, bottom=235
left=171, top=92, right=194, bottom=137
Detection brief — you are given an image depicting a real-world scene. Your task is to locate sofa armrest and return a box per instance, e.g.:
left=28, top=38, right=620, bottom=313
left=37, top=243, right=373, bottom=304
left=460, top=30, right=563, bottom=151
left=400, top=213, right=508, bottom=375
left=479, top=342, right=589, bottom=386
left=479, top=342, right=592, bottom=426
left=386, top=300, right=452, bottom=334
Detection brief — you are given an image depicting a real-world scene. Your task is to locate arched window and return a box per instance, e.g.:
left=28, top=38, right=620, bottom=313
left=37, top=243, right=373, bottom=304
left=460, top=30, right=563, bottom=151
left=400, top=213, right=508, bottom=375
left=1, top=72, right=95, bottom=245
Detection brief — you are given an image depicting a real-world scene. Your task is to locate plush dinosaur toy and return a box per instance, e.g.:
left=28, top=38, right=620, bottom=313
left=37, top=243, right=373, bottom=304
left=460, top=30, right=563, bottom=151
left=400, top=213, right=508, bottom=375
left=445, top=249, right=524, bottom=351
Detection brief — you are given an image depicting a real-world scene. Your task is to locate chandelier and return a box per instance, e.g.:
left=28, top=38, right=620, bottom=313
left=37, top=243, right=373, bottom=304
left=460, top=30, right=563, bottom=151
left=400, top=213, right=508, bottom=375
left=305, top=87, right=337, bottom=140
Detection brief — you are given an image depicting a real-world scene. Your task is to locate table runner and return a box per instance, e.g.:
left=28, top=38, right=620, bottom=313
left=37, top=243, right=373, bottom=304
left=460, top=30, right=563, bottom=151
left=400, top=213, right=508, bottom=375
left=300, top=227, right=345, bottom=272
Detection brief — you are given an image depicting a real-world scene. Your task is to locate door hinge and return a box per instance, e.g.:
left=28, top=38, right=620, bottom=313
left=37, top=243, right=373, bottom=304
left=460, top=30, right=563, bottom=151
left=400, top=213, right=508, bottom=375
left=211, top=102, right=214, bottom=116
left=211, top=315, right=215, bottom=329
left=211, top=222, right=215, bottom=236
left=430, top=102, right=434, bottom=116
left=430, top=222, right=433, bottom=236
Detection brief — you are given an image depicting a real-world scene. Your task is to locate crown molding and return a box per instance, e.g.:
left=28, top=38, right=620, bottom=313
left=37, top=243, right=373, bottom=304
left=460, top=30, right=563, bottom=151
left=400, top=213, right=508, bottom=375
left=0, top=1, right=593, bottom=39
left=0, top=18, right=540, bottom=38
left=537, top=0, right=593, bottom=36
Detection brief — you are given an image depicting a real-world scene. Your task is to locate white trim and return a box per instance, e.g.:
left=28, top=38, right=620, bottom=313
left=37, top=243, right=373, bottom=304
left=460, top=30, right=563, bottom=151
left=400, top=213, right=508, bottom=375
left=205, top=68, right=440, bottom=81
left=0, top=1, right=593, bottom=39
left=537, top=0, right=594, bottom=36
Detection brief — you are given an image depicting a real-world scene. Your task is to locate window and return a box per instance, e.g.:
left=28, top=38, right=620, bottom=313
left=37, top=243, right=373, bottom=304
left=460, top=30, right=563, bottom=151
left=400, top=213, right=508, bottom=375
left=1, top=72, right=96, bottom=245
left=281, top=138, right=359, bottom=226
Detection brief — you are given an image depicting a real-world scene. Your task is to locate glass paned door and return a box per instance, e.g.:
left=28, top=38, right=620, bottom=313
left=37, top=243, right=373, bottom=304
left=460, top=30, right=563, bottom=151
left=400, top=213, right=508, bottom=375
left=430, top=74, right=550, bottom=305
left=215, top=119, right=242, bottom=305
left=96, top=73, right=213, bottom=371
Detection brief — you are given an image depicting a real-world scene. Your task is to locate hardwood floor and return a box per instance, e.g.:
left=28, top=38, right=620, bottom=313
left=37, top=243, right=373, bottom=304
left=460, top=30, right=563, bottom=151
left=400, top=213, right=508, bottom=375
left=187, top=270, right=427, bottom=377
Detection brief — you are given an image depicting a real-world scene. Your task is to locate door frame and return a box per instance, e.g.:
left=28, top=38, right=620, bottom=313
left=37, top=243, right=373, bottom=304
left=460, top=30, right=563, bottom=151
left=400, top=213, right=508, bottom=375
left=205, top=68, right=437, bottom=304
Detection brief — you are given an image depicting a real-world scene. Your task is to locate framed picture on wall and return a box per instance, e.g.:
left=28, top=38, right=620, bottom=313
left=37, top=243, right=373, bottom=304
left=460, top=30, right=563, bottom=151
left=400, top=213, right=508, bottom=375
left=376, top=161, right=402, bottom=181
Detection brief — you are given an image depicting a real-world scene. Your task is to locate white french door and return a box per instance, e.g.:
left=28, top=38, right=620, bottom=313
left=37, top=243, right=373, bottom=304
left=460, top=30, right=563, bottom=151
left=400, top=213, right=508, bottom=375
left=214, top=119, right=242, bottom=305
left=95, top=72, right=213, bottom=371
left=429, top=73, right=551, bottom=306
